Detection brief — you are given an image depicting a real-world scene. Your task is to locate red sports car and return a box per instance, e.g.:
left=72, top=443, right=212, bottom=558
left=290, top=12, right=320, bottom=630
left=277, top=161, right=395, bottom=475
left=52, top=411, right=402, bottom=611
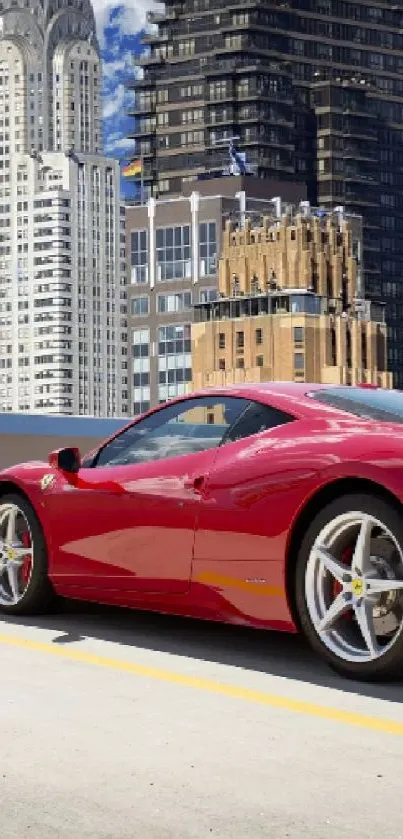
left=2, top=382, right=403, bottom=682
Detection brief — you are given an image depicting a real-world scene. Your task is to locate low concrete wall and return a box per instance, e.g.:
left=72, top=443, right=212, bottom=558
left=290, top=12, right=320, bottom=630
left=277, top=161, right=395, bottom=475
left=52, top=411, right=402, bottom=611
left=0, top=433, right=105, bottom=470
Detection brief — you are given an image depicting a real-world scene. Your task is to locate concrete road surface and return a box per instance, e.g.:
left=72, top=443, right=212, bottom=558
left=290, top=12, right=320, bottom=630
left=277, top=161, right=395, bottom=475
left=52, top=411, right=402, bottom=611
left=1, top=601, right=403, bottom=839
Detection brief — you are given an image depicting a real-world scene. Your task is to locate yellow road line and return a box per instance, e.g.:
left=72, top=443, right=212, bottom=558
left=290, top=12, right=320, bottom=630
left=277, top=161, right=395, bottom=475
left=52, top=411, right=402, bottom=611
left=0, top=631, right=402, bottom=737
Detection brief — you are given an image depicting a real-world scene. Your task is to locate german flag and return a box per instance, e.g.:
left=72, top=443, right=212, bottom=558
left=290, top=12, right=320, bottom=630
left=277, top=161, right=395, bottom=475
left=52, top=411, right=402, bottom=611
left=122, top=159, right=142, bottom=177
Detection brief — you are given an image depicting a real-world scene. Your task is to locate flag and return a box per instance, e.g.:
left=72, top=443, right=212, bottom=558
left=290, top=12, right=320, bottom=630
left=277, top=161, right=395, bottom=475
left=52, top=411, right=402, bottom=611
left=228, top=141, right=247, bottom=175
left=122, top=159, right=142, bottom=177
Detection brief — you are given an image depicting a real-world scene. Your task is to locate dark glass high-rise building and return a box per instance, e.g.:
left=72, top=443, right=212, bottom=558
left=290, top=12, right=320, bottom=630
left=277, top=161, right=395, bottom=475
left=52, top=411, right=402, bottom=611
left=128, top=1, right=403, bottom=384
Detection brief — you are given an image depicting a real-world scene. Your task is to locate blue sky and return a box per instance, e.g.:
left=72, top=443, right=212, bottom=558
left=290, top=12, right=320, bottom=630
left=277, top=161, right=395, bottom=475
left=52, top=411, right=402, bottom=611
left=92, top=1, right=161, bottom=197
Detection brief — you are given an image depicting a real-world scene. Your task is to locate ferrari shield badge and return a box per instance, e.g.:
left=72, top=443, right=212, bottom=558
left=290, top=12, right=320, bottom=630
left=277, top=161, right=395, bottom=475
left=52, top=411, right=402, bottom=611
left=40, top=474, right=55, bottom=491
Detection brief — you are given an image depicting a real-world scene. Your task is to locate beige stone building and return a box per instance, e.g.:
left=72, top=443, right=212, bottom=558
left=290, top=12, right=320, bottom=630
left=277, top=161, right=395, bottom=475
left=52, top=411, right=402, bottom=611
left=191, top=205, right=392, bottom=390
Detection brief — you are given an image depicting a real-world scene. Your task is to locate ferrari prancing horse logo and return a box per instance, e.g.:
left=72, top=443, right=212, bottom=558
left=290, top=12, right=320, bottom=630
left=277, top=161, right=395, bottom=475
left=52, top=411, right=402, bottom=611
left=351, top=578, right=364, bottom=598
left=40, top=474, right=55, bottom=491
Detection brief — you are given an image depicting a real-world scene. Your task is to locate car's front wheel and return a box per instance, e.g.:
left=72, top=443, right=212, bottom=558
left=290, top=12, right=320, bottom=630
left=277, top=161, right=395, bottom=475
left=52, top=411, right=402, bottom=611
left=295, top=493, right=403, bottom=681
left=0, top=493, right=54, bottom=615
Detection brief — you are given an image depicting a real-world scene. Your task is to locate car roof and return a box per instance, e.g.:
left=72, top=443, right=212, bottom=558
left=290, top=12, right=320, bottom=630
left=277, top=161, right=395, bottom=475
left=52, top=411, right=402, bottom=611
left=187, top=381, right=335, bottom=419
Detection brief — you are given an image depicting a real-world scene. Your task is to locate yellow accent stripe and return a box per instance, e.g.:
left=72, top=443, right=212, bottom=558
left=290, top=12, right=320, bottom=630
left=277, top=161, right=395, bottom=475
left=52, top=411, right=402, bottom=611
left=0, top=631, right=402, bottom=736
left=195, top=571, right=284, bottom=597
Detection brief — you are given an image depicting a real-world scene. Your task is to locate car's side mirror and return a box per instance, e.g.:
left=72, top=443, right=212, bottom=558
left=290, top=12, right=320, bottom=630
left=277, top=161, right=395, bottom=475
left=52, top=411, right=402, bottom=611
left=48, top=447, right=81, bottom=474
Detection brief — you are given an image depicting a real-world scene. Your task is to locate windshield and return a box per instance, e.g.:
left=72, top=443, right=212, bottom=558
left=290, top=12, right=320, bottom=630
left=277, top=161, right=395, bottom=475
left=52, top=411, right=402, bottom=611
left=308, top=387, right=403, bottom=425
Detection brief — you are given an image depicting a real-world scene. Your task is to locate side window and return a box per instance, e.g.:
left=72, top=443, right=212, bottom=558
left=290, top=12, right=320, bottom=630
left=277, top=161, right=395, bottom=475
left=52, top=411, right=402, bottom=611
left=94, top=396, right=249, bottom=467
left=223, top=401, right=293, bottom=445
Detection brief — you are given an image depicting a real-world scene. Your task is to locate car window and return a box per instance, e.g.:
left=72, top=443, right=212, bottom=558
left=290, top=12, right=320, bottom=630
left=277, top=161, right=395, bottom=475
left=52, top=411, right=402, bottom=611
left=308, top=387, right=403, bottom=424
left=93, top=396, right=249, bottom=467
left=222, top=401, right=294, bottom=445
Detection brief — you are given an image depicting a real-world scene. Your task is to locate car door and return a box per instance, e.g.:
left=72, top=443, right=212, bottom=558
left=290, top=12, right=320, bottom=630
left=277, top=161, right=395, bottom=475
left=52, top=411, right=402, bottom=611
left=46, top=394, right=249, bottom=594
left=192, top=400, right=297, bottom=620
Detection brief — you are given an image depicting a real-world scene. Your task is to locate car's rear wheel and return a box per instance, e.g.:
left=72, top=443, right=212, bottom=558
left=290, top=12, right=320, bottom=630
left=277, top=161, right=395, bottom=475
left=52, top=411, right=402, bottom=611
left=0, top=493, right=54, bottom=615
left=295, top=493, right=403, bottom=681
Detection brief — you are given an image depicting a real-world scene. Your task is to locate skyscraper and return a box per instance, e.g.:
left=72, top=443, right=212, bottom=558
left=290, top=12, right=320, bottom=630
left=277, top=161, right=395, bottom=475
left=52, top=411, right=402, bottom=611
left=129, top=1, right=403, bottom=385
left=0, top=0, right=128, bottom=415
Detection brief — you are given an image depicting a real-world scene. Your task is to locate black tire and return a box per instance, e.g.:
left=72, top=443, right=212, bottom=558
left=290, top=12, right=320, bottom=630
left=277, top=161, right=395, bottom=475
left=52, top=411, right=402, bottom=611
left=295, top=493, right=403, bottom=682
left=0, top=493, right=54, bottom=616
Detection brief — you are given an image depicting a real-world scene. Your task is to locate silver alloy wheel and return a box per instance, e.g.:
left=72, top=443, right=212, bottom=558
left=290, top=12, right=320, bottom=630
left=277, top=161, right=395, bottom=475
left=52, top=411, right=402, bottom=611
left=0, top=502, right=34, bottom=606
left=305, top=511, right=403, bottom=664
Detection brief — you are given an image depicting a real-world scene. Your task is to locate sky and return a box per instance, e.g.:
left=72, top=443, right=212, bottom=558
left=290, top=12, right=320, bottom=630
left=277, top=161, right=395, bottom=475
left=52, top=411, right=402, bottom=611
left=92, top=1, right=162, bottom=197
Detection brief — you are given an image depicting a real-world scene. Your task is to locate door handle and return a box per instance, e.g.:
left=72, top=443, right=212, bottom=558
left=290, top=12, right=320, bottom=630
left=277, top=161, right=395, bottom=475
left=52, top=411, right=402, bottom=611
left=185, top=475, right=206, bottom=494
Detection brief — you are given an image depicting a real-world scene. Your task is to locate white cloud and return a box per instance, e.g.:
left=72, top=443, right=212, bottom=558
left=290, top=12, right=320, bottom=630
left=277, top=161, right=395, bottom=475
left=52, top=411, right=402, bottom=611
left=92, top=3, right=157, bottom=162
left=105, top=134, right=134, bottom=155
left=102, top=49, right=133, bottom=80
left=103, top=82, right=126, bottom=120
left=92, top=0, right=163, bottom=47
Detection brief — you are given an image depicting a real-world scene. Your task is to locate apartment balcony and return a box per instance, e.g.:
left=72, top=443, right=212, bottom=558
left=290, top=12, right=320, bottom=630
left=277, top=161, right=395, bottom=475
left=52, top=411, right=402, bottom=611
left=126, top=73, right=157, bottom=90
left=147, top=7, right=179, bottom=23
left=342, top=123, right=378, bottom=141
left=128, top=124, right=156, bottom=139
left=127, top=100, right=156, bottom=116
left=142, top=30, right=168, bottom=45
left=344, top=170, right=378, bottom=185
left=147, top=9, right=166, bottom=23
left=133, top=51, right=166, bottom=66
left=343, top=142, right=377, bottom=160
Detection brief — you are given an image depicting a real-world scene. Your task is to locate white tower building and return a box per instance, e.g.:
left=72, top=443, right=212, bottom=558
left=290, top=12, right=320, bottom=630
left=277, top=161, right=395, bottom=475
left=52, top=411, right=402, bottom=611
left=0, top=0, right=128, bottom=416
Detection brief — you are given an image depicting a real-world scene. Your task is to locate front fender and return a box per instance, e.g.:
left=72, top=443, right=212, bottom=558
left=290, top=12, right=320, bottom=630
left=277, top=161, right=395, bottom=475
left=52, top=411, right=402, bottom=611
left=0, top=466, right=58, bottom=567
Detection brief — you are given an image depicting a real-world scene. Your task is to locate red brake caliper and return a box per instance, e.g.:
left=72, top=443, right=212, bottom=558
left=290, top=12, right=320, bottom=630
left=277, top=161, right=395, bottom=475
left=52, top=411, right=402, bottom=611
left=333, top=546, right=354, bottom=620
left=20, top=531, right=32, bottom=585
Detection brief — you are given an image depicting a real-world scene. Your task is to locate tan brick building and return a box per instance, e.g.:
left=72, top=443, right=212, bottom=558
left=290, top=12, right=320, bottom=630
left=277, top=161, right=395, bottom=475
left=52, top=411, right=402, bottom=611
left=191, top=206, right=392, bottom=390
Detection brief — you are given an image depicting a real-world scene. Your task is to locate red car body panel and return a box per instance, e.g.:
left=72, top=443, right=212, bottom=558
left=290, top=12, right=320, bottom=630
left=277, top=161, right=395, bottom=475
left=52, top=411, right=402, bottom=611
left=3, top=382, right=403, bottom=633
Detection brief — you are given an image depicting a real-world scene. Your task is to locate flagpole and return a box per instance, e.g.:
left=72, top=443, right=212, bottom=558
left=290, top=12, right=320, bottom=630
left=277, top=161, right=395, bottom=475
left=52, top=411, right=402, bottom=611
left=140, top=155, right=144, bottom=204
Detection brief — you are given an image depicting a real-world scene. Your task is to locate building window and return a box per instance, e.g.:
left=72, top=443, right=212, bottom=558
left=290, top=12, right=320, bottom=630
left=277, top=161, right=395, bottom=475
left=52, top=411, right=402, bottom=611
left=133, top=353, right=150, bottom=377
left=232, top=12, right=249, bottom=25
left=158, top=179, right=170, bottom=193
left=131, top=295, right=149, bottom=317
left=218, top=332, right=225, bottom=349
left=255, top=328, right=263, bottom=345
left=209, top=81, right=228, bottom=100
left=361, top=330, right=367, bottom=369
left=132, top=327, right=149, bottom=359
left=156, top=225, right=191, bottom=281
left=181, top=109, right=203, bottom=124
left=346, top=326, right=352, bottom=369
left=236, top=358, right=244, bottom=369
left=236, top=331, right=244, bottom=350
left=294, top=326, right=304, bottom=344
left=157, top=291, right=192, bottom=314
left=331, top=326, right=337, bottom=366
left=157, top=323, right=192, bottom=402
left=294, top=352, right=305, bottom=370
left=181, top=130, right=203, bottom=146
left=178, top=39, right=195, bottom=57
left=199, top=222, right=217, bottom=277
left=219, top=358, right=225, bottom=370
left=133, top=398, right=150, bottom=415
left=199, top=287, right=218, bottom=303
left=131, top=230, right=148, bottom=284
left=133, top=371, right=150, bottom=387
left=256, top=355, right=264, bottom=367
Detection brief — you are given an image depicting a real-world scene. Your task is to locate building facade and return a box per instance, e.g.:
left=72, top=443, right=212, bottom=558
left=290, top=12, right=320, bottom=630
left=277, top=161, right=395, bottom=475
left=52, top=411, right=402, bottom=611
left=125, top=176, right=305, bottom=414
left=128, top=1, right=403, bottom=386
left=192, top=204, right=392, bottom=390
left=0, top=0, right=127, bottom=415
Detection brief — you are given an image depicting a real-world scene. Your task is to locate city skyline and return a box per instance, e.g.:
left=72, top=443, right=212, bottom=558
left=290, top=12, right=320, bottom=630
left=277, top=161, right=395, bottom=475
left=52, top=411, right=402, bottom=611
left=127, top=0, right=403, bottom=387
